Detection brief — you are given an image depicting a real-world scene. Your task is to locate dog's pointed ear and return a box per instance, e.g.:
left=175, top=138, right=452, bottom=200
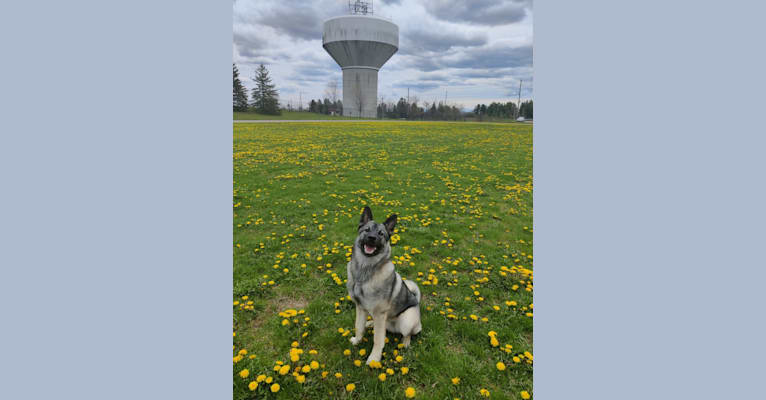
left=359, top=206, right=373, bottom=231
left=384, top=214, right=397, bottom=235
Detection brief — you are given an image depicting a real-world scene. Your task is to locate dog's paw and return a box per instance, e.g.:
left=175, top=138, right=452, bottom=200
left=365, top=355, right=381, bottom=366
left=350, top=337, right=362, bottom=346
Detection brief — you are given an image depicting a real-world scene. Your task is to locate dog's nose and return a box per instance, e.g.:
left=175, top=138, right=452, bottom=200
left=366, top=235, right=376, bottom=242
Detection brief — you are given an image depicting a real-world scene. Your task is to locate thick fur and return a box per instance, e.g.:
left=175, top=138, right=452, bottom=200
left=347, top=206, right=422, bottom=364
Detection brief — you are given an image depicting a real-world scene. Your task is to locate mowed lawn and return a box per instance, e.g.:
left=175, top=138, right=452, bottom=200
left=233, top=122, right=533, bottom=400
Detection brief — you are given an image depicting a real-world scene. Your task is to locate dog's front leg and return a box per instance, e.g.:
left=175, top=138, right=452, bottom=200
left=366, top=311, right=388, bottom=365
left=350, top=304, right=367, bottom=346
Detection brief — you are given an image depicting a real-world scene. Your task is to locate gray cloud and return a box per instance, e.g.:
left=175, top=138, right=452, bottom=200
left=423, top=0, right=531, bottom=26
left=400, top=28, right=488, bottom=55
left=256, top=7, right=322, bottom=41
left=446, top=44, right=532, bottom=69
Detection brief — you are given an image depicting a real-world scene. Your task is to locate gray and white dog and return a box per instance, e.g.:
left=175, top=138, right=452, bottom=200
left=347, top=206, right=422, bottom=365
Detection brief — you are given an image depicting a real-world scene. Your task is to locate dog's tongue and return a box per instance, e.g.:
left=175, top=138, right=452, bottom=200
left=364, top=244, right=376, bottom=254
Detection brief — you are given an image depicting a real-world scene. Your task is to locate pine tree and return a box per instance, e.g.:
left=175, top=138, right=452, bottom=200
left=250, top=64, right=280, bottom=115
left=233, top=64, right=249, bottom=112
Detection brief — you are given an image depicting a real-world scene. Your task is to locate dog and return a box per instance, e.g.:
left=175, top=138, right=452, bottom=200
left=346, top=206, right=422, bottom=365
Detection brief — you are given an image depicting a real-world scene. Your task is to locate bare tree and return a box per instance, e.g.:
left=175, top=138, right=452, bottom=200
left=324, top=78, right=339, bottom=103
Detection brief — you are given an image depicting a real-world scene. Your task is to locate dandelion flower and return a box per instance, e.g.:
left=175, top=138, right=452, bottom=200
left=480, top=388, right=490, bottom=397
left=451, top=377, right=460, bottom=385
left=343, top=349, right=351, bottom=356
left=496, top=361, right=506, bottom=371
left=248, top=381, right=258, bottom=391
left=296, top=374, right=305, bottom=383
left=521, top=391, right=531, bottom=399
left=395, top=355, right=403, bottom=362
left=265, top=376, right=273, bottom=383
left=386, top=368, right=394, bottom=375
left=278, top=365, right=290, bottom=375
left=359, top=349, right=366, bottom=356
left=335, top=372, right=343, bottom=378
left=301, top=365, right=311, bottom=373
left=239, top=369, right=249, bottom=378
left=378, top=373, right=387, bottom=382
left=310, top=361, right=319, bottom=370
left=513, top=356, right=521, bottom=363
left=405, top=387, right=416, bottom=398
left=354, top=359, right=362, bottom=367
left=270, top=383, right=280, bottom=392
left=401, top=366, right=409, bottom=375
left=346, top=383, right=355, bottom=392
left=256, top=374, right=266, bottom=383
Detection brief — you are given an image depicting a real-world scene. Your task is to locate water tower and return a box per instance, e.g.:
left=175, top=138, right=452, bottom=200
left=322, top=1, right=399, bottom=118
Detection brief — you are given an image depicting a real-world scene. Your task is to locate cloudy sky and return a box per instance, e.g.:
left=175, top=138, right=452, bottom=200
left=233, top=0, right=532, bottom=111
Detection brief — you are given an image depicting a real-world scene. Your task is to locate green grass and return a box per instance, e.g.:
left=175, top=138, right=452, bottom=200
left=233, top=121, right=533, bottom=400
left=234, top=111, right=357, bottom=120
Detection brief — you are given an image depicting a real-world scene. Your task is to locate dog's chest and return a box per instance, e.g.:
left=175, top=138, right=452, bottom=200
left=348, top=260, right=394, bottom=312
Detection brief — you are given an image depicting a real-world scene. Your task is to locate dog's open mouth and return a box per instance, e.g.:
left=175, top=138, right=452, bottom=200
left=363, top=244, right=377, bottom=255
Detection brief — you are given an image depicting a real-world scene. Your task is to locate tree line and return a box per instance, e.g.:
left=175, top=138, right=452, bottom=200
left=233, top=63, right=281, bottom=115
left=377, top=98, right=464, bottom=120
left=472, top=100, right=533, bottom=120
left=308, top=98, right=343, bottom=115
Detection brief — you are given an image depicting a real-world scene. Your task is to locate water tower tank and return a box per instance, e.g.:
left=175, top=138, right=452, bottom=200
left=322, top=2, right=398, bottom=118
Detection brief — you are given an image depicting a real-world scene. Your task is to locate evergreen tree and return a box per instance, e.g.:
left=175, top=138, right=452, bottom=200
left=250, top=64, right=281, bottom=115
left=233, top=64, right=249, bottom=112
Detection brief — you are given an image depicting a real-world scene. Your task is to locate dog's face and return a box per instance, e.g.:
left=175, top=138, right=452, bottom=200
left=356, top=206, right=397, bottom=258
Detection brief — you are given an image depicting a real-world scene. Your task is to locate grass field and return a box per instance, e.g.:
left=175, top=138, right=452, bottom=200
left=234, top=111, right=357, bottom=120
left=233, top=122, right=533, bottom=399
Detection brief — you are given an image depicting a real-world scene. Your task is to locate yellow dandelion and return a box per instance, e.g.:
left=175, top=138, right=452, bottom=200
left=335, top=372, right=343, bottom=378
left=386, top=368, right=394, bottom=375
left=248, top=381, right=258, bottom=391
left=496, top=361, right=506, bottom=371
left=480, top=388, right=490, bottom=397
left=301, top=365, right=311, bottom=373
left=521, top=391, right=531, bottom=399
left=359, top=349, right=366, bottom=356
left=310, top=361, right=319, bottom=370
left=270, top=383, right=280, bottom=393
left=239, top=369, right=249, bottom=379
left=401, top=366, right=409, bottom=375
left=256, top=374, right=266, bottom=383
left=278, top=365, right=290, bottom=375
left=296, top=374, right=305, bottom=383
left=405, top=387, right=416, bottom=398
left=451, top=377, right=460, bottom=385
left=343, top=349, right=351, bottom=356
left=378, top=373, right=387, bottom=382
left=346, top=383, right=356, bottom=392
left=354, top=359, right=362, bottom=367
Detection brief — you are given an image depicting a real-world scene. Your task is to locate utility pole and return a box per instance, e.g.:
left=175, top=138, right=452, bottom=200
left=517, top=80, right=522, bottom=119
left=299, top=92, right=302, bottom=112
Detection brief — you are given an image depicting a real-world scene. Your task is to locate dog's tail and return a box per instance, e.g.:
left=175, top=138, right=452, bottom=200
left=403, top=279, right=421, bottom=303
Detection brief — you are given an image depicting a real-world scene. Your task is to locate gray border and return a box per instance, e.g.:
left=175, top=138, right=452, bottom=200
left=1, top=1, right=232, bottom=398
left=536, top=0, right=766, bottom=399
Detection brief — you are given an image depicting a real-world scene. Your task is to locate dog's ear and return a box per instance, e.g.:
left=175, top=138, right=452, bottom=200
left=358, top=206, right=373, bottom=231
left=383, top=214, right=397, bottom=235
